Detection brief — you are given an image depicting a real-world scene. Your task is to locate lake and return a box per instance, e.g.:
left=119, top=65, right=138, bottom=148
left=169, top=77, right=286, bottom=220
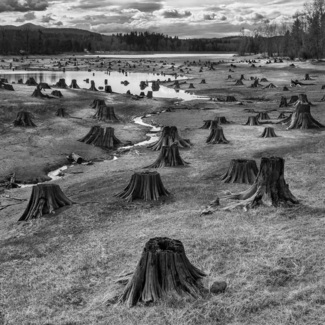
left=0, top=70, right=206, bottom=101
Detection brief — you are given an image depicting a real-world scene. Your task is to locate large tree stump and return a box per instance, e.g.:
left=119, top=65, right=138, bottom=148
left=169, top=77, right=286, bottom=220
left=69, top=79, right=80, bottom=89
left=235, top=80, right=244, bottom=86
left=200, top=120, right=218, bottom=129
left=263, top=83, right=276, bottom=89
left=304, top=74, right=312, bottom=80
left=56, top=107, right=67, bottom=117
left=31, top=85, right=52, bottom=99
left=51, top=90, right=63, bottom=97
left=144, top=143, right=189, bottom=168
left=39, top=82, right=51, bottom=90
left=244, top=116, right=260, bottom=126
left=89, top=80, right=98, bottom=91
left=206, top=126, right=229, bottom=144
left=13, top=111, right=36, bottom=127
left=148, top=126, right=191, bottom=151
left=215, top=116, right=230, bottom=124
left=115, top=171, right=170, bottom=202
left=286, top=103, right=324, bottom=129
left=256, top=112, right=270, bottom=120
left=56, top=78, right=68, bottom=88
left=279, top=96, right=288, bottom=107
left=226, top=95, right=237, bottom=102
left=105, top=85, right=112, bottom=93
left=90, top=99, right=106, bottom=109
left=119, top=237, right=206, bottom=307
left=259, top=127, right=277, bottom=138
left=223, top=157, right=298, bottom=210
left=250, top=79, right=261, bottom=88
left=78, top=126, right=122, bottom=149
left=93, top=105, right=119, bottom=122
left=18, top=184, right=73, bottom=221
left=25, top=77, right=38, bottom=86
left=221, top=159, right=258, bottom=184
left=288, top=95, right=298, bottom=105
left=277, top=112, right=286, bottom=119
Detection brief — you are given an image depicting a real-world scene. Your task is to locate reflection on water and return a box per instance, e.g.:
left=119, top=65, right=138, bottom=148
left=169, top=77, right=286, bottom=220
left=0, top=70, right=205, bottom=100
left=85, top=53, right=235, bottom=59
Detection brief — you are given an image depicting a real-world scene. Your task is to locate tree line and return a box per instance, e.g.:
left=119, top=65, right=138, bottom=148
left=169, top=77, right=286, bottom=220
left=238, top=0, right=325, bottom=59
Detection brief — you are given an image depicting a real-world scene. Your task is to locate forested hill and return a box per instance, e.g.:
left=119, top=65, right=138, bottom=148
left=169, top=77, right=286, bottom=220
left=0, top=23, right=240, bottom=54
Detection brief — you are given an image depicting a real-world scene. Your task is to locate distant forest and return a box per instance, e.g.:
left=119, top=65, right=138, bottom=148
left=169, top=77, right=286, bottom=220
left=0, top=25, right=240, bottom=55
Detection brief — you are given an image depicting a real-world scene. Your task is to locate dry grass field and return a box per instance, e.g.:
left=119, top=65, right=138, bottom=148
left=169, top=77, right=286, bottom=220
left=1, top=55, right=325, bottom=325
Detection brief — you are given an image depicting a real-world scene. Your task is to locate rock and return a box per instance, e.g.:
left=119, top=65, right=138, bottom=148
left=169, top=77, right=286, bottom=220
left=210, top=281, right=227, bottom=294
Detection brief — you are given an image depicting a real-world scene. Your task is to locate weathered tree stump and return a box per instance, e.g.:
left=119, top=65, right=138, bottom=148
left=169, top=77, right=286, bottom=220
left=51, top=90, right=63, bottom=97
left=147, top=91, right=153, bottom=98
left=115, top=171, right=170, bottom=202
left=25, top=77, right=38, bottom=86
left=226, top=95, right=237, bottom=102
left=13, top=111, right=36, bottom=127
left=256, top=112, right=270, bottom=120
left=67, top=153, right=83, bottom=164
left=286, top=103, right=324, bottom=129
left=260, top=78, right=268, bottom=82
left=251, top=79, right=261, bottom=88
left=235, top=79, right=244, bottom=86
left=206, top=126, right=229, bottom=144
left=31, top=85, right=52, bottom=99
left=78, top=126, right=122, bottom=149
left=90, top=99, right=106, bottom=109
left=215, top=116, right=230, bottom=124
left=288, top=95, right=298, bottom=105
left=119, top=237, right=206, bottom=307
left=93, top=105, right=119, bottom=122
left=18, top=79, right=23, bottom=84
left=304, top=74, right=312, bottom=80
left=283, top=86, right=289, bottom=91
left=148, top=126, right=191, bottom=151
left=69, top=79, right=80, bottom=89
left=297, top=93, right=311, bottom=105
left=144, top=143, right=189, bottom=168
left=200, top=120, right=218, bottom=129
left=18, top=184, right=73, bottom=221
left=223, top=157, right=298, bottom=210
left=277, top=112, right=286, bottom=119
left=244, top=116, right=260, bottom=126
left=1, top=83, right=14, bottom=91
left=105, top=85, right=112, bottom=93
left=263, top=83, right=276, bottom=89
left=240, top=74, right=245, bottom=80
left=200, top=79, right=206, bottom=84
left=227, top=75, right=232, bottom=79
left=152, top=81, right=160, bottom=91
left=188, top=83, right=195, bottom=89
left=56, top=78, right=68, bottom=88
left=221, top=159, right=258, bottom=184
left=5, top=173, right=20, bottom=189
left=259, top=127, right=277, bottom=138
left=89, top=80, right=98, bottom=91
left=39, top=82, right=51, bottom=90
left=279, top=96, right=288, bottom=107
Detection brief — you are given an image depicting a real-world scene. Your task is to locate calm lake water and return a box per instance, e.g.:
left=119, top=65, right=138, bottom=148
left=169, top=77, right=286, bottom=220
left=86, top=53, right=235, bottom=59
left=0, top=70, right=205, bottom=100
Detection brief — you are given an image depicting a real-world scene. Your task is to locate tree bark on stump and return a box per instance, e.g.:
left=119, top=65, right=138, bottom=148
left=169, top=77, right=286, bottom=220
left=223, top=157, right=298, bottom=210
left=39, top=83, right=51, bottom=90
left=206, top=126, right=229, bottom=144
left=56, top=107, right=67, bottom=117
left=221, top=159, right=258, bottom=184
left=119, top=237, right=206, bottom=307
left=256, top=112, right=270, bottom=120
left=188, top=83, right=195, bottom=89
left=25, top=77, right=38, bottom=86
left=31, top=85, right=52, bottom=99
left=90, top=99, right=106, bottom=109
left=288, top=95, right=298, bottom=105
left=51, top=90, right=63, bottom=97
left=251, top=79, right=261, bottom=88
left=215, top=116, right=230, bottom=124
left=259, top=127, right=277, bottom=138
left=115, top=171, right=170, bottom=202
left=263, top=83, right=276, bottom=89
left=244, top=116, right=260, bottom=126
left=235, top=80, right=244, bottom=86
left=226, top=96, right=237, bottom=102
left=277, top=112, right=286, bottom=119
left=286, top=103, right=324, bottom=129
left=89, top=80, right=98, bottom=91
left=148, top=126, right=191, bottom=151
left=147, top=91, right=153, bottom=98
left=144, top=143, right=189, bottom=168
left=13, top=111, right=36, bottom=127
left=56, top=78, right=68, bottom=88
left=18, top=184, right=73, bottom=221
left=105, top=85, right=112, bottom=93
left=200, top=120, right=218, bottom=129
left=69, top=79, right=80, bottom=89
left=304, top=74, right=312, bottom=80
left=279, top=96, right=288, bottom=107
left=93, top=105, right=119, bottom=122
left=2, top=83, right=14, bottom=91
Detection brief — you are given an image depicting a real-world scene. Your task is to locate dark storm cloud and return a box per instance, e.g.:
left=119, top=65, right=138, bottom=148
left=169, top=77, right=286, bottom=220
left=15, top=11, right=36, bottom=22
left=162, top=9, right=192, bottom=18
left=0, top=0, right=48, bottom=12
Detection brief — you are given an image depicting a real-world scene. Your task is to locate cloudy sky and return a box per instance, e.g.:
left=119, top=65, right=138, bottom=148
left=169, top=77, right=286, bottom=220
left=0, top=0, right=306, bottom=38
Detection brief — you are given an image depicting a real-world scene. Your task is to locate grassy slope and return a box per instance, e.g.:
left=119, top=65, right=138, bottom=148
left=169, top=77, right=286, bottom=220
left=1, top=57, right=325, bottom=325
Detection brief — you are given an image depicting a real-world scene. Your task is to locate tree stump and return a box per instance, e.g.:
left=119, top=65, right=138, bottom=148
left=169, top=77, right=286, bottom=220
left=147, top=91, right=153, bottom=98
left=105, top=85, right=112, bottom=93
left=226, top=96, right=237, bottom=102
left=188, top=83, right=195, bottom=89
left=119, top=237, right=206, bottom=307
left=18, top=79, right=23, bottom=84
left=223, top=157, right=298, bottom=210
left=13, top=111, right=36, bottom=127
left=56, top=107, right=67, bottom=117
left=304, top=74, right=312, bottom=80
left=244, top=116, right=260, bottom=126
left=25, top=77, right=38, bottom=86
left=277, top=112, right=286, bottom=119
left=206, top=126, right=229, bottom=144
left=56, top=78, right=68, bottom=88
left=78, top=126, right=122, bottom=149
left=90, top=99, right=106, bottom=109
left=31, top=85, right=51, bottom=99
left=260, top=78, right=268, bottom=82
left=227, top=75, right=232, bottom=79
left=240, top=74, right=245, bottom=80
left=215, top=116, right=230, bottom=124
left=2, top=83, right=14, bottom=91
left=144, top=143, right=189, bottom=168
left=200, top=120, right=218, bottom=129
left=51, top=90, right=63, bottom=97
left=287, top=103, right=324, bottom=129
left=200, top=79, right=206, bottom=84
left=297, top=93, right=311, bottom=105
left=148, top=126, right=191, bottom=151
left=235, top=80, right=244, bottom=86
left=69, top=79, right=80, bottom=89
left=221, top=159, right=258, bottom=184
left=259, top=127, right=277, bottom=138
left=39, top=83, right=51, bottom=90
left=18, top=184, right=73, bottom=221
left=256, top=112, right=270, bottom=120
left=89, top=80, right=98, bottom=91
left=67, top=153, right=83, bottom=164
left=288, top=95, right=298, bottom=105
left=115, top=171, right=170, bottom=202
left=251, top=79, right=261, bottom=88
left=283, top=86, right=289, bottom=91
left=263, top=83, right=276, bottom=89
left=279, top=96, right=288, bottom=107
left=93, top=105, right=119, bottom=122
